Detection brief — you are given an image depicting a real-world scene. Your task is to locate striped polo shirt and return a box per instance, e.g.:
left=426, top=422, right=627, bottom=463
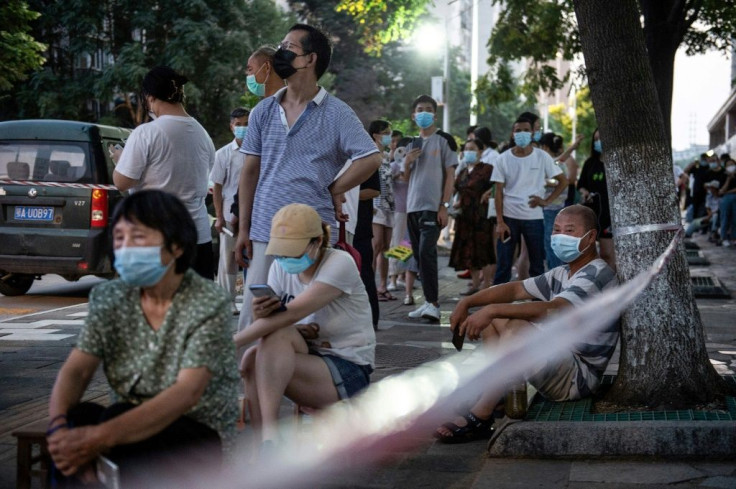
left=240, top=87, right=378, bottom=243
left=522, top=258, right=619, bottom=397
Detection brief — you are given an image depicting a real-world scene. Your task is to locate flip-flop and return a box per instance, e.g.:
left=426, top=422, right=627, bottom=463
left=377, top=291, right=397, bottom=301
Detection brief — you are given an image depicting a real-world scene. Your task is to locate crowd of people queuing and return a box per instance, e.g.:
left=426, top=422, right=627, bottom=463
left=682, top=152, right=736, bottom=246
left=48, top=20, right=731, bottom=486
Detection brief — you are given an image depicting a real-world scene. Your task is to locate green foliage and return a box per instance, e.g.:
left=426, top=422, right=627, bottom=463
left=4, top=0, right=294, bottom=146
left=0, top=1, right=46, bottom=92
left=547, top=85, right=597, bottom=162
left=335, top=0, right=432, bottom=54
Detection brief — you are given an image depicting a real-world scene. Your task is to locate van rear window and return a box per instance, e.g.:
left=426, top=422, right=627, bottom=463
left=0, top=142, right=91, bottom=183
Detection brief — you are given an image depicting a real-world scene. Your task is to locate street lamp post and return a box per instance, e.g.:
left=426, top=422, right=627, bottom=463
left=443, top=16, right=450, bottom=133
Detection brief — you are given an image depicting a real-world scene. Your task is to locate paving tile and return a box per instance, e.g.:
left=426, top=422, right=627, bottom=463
left=471, top=459, right=570, bottom=489
left=699, top=476, right=736, bottom=488
left=569, top=461, right=703, bottom=485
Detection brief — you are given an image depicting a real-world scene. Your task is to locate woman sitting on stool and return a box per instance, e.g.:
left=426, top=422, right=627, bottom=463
left=47, top=190, right=238, bottom=488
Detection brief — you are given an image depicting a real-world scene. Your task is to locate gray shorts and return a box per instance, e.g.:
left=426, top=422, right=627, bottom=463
left=526, top=351, right=580, bottom=401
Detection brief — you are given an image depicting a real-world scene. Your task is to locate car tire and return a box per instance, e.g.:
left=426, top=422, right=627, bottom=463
left=0, top=272, right=35, bottom=296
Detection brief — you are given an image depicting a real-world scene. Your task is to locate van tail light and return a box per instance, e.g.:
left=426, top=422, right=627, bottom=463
left=91, top=189, right=108, bottom=228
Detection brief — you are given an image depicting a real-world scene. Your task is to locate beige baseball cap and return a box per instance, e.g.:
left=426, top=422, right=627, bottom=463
left=265, top=203, right=323, bottom=257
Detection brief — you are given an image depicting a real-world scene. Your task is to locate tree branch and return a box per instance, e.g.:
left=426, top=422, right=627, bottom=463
left=682, top=0, right=703, bottom=30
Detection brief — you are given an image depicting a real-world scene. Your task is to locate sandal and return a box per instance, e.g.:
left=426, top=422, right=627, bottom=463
left=377, top=291, right=396, bottom=301
left=460, top=287, right=479, bottom=296
left=403, top=295, right=415, bottom=306
left=434, top=411, right=495, bottom=444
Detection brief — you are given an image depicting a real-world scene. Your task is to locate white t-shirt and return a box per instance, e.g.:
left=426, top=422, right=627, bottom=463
left=491, top=147, right=562, bottom=220
left=116, top=115, right=215, bottom=244
left=268, top=248, right=375, bottom=367
left=210, top=140, right=243, bottom=223
left=336, top=159, right=359, bottom=236
left=481, top=147, right=500, bottom=166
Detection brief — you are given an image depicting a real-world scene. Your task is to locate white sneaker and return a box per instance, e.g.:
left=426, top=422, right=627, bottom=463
left=387, top=283, right=397, bottom=292
left=421, top=303, right=440, bottom=321
left=408, top=303, right=428, bottom=318
left=724, top=240, right=731, bottom=248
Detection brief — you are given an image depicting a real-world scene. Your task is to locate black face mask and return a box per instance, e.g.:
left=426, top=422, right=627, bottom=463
left=273, top=48, right=308, bottom=79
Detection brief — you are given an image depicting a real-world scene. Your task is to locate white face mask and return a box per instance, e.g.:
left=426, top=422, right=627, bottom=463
left=727, top=165, right=736, bottom=174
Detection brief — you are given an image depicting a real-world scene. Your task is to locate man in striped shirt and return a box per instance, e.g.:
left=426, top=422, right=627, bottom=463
left=234, top=24, right=381, bottom=329
left=435, top=205, right=619, bottom=443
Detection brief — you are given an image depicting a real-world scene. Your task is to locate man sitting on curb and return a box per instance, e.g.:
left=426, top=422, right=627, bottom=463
left=435, top=205, right=619, bottom=443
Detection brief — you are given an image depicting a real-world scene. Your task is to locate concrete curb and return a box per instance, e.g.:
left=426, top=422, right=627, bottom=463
left=487, top=420, right=736, bottom=459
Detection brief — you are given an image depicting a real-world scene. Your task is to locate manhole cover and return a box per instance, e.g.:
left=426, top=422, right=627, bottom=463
left=691, top=276, right=730, bottom=298
left=375, top=344, right=441, bottom=368
left=686, top=249, right=709, bottom=266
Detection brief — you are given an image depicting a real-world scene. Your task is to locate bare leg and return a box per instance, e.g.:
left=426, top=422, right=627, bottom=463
left=240, top=346, right=263, bottom=434
left=254, top=327, right=339, bottom=442
left=516, top=237, right=530, bottom=280
left=371, top=223, right=383, bottom=275
left=405, top=270, right=417, bottom=300
left=378, top=227, right=393, bottom=292
left=436, top=318, right=533, bottom=437
left=470, top=269, right=481, bottom=290
left=481, top=264, right=493, bottom=288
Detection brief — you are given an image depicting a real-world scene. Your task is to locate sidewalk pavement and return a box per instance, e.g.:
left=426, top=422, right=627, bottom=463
left=1, top=232, right=735, bottom=488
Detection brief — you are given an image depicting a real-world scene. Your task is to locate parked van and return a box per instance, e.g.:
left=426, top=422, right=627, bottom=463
left=0, top=120, right=130, bottom=295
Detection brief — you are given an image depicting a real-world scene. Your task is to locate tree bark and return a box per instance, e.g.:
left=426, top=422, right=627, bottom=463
left=572, top=0, right=729, bottom=408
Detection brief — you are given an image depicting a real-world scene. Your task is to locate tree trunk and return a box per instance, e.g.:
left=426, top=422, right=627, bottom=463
left=639, top=0, right=691, bottom=146
left=572, top=0, right=729, bottom=408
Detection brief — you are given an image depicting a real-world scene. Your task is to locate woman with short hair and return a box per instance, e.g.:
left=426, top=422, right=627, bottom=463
left=47, top=190, right=238, bottom=487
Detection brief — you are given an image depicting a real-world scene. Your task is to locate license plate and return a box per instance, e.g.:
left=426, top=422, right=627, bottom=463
left=14, top=206, right=55, bottom=221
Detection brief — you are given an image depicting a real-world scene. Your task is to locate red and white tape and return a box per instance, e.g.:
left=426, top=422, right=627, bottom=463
left=0, top=179, right=117, bottom=191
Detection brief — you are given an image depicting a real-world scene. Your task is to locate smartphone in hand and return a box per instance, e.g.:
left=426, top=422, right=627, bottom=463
left=249, top=284, right=286, bottom=312
left=412, top=137, right=423, bottom=150
left=451, top=329, right=465, bottom=351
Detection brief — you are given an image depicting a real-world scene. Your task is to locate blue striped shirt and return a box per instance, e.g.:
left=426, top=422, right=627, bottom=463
left=523, top=258, right=619, bottom=395
left=240, top=87, right=378, bottom=243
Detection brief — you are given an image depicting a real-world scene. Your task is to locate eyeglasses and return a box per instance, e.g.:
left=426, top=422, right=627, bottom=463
left=278, top=41, right=306, bottom=53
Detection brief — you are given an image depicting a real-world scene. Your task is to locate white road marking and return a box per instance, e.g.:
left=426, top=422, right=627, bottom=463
left=0, top=303, right=87, bottom=323
left=0, top=329, right=75, bottom=341
left=0, top=319, right=84, bottom=329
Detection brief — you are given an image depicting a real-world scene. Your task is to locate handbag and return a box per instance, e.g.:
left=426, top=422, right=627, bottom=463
left=334, top=220, right=362, bottom=270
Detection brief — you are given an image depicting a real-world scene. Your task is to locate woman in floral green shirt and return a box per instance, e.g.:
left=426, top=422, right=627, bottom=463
left=47, top=190, right=238, bottom=487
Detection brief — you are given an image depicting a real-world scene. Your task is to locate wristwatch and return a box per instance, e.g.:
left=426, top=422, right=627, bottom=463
left=442, top=201, right=451, bottom=209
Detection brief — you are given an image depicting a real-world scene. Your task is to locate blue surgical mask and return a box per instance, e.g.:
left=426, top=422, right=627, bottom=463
left=246, top=75, right=265, bottom=97
left=276, top=251, right=315, bottom=274
left=381, top=134, right=392, bottom=147
left=513, top=131, right=532, bottom=148
left=246, top=63, right=268, bottom=97
left=114, top=246, right=172, bottom=287
left=593, top=140, right=602, bottom=153
left=709, top=162, right=719, bottom=170
left=550, top=231, right=592, bottom=263
left=414, top=112, right=435, bottom=129
left=533, top=130, right=542, bottom=142
left=463, top=151, right=478, bottom=164
left=233, top=126, right=248, bottom=140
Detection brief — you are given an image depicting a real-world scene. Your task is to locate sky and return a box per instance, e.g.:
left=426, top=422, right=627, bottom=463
left=670, top=48, right=733, bottom=151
